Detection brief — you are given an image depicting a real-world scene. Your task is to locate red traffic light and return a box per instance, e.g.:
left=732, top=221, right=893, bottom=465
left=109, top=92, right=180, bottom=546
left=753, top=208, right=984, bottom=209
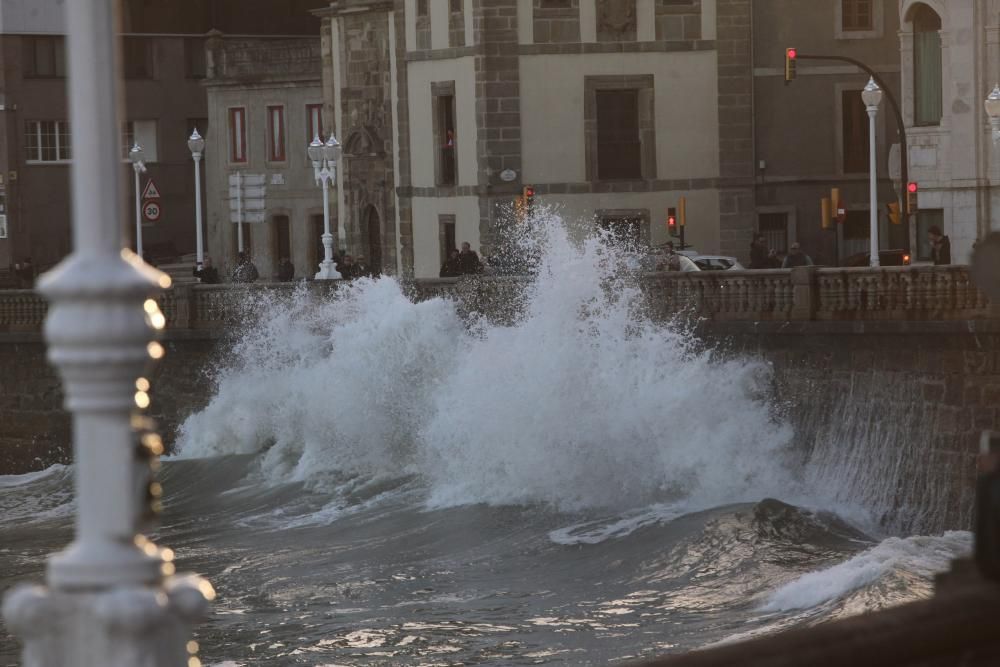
left=907, top=182, right=918, bottom=193
left=667, top=216, right=677, bottom=227
left=524, top=186, right=535, bottom=198
left=786, top=48, right=797, bottom=60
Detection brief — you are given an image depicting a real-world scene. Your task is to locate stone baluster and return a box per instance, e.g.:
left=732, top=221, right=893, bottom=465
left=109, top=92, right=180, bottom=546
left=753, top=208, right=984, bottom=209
left=790, top=266, right=816, bottom=321
left=1, top=1, right=213, bottom=664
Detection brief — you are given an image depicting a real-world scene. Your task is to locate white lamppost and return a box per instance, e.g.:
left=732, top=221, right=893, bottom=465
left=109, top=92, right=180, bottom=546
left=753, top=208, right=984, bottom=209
left=986, top=85, right=1000, bottom=145
left=129, top=143, right=147, bottom=258
left=2, top=0, right=212, bottom=662
left=309, top=133, right=342, bottom=280
left=188, top=129, right=205, bottom=268
left=862, top=77, right=883, bottom=268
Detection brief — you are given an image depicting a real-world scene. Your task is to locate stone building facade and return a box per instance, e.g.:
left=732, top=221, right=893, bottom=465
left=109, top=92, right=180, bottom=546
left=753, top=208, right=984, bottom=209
left=202, top=36, right=330, bottom=279
left=0, top=0, right=328, bottom=277
left=300, top=0, right=755, bottom=279
left=896, top=0, right=1000, bottom=265
left=752, top=0, right=902, bottom=266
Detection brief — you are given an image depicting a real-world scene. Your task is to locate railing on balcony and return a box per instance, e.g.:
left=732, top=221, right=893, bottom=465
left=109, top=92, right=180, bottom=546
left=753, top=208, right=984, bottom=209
left=0, top=266, right=993, bottom=333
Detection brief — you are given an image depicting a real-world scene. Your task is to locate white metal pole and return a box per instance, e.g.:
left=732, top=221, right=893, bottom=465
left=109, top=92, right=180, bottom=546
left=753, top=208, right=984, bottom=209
left=868, top=107, right=880, bottom=268
left=134, top=167, right=143, bottom=257
left=2, top=0, right=212, bottom=663
left=194, top=154, right=203, bottom=266
left=237, top=171, right=244, bottom=252
left=322, top=173, right=333, bottom=264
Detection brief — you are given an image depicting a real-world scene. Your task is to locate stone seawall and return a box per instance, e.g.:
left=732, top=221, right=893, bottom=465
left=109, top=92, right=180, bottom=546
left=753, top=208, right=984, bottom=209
left=701, top=321, right=1000, bottom=534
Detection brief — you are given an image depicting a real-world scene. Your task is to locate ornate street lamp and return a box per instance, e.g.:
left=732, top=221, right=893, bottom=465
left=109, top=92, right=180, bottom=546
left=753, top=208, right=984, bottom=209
left=187, top=129, right=206, bottom=268
left=129, top=143, right=147, bottom=258
left=310, top=133, right=342, bottom=280
left=862, top=78, right=883, bottom=268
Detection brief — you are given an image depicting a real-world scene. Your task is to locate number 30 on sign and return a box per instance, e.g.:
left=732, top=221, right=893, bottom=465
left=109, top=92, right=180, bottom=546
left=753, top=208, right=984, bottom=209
left=142, top=200, right=162, bottom=223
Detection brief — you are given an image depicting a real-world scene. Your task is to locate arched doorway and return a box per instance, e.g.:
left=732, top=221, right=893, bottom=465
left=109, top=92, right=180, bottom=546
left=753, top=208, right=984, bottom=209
left=364, top=205, right=382, bottom=275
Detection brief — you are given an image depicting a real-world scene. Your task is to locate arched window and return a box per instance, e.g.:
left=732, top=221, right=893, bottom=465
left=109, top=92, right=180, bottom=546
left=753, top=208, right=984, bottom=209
left=912, top=4, right=942, bottom=126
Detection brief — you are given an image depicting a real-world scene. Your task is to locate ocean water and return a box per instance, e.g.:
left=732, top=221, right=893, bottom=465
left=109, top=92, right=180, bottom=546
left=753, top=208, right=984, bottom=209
left=0, top=220, right=972, bottom=665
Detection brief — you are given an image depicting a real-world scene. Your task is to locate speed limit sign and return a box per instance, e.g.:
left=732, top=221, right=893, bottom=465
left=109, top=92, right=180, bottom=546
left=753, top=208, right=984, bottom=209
left=142, top=200, right=162, bottom=223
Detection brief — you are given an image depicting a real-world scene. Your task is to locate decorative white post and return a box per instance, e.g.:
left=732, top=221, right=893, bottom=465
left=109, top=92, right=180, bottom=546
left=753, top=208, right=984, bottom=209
left=129, top=143, right=146, bottom=257
left=188, top=129, right=205, bottom=268
left=862, top=77, right=883, bottom=268
left=309, top=133, right=342, bottom=280
left=986, top=85, right=1000, bottom=145
left=1, top=0, right=213, bottom=664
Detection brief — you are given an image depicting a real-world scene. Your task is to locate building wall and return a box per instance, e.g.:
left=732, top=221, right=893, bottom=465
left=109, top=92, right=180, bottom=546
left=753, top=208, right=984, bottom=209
left=519, top=51, right=720, bottom=184
left=753, top=0, right=902, bottom=266
left=406, top=57, right=479, bottom=189
left=898, top=0, right=996, bottom=264
left=203, top=38, right=323, bottom=280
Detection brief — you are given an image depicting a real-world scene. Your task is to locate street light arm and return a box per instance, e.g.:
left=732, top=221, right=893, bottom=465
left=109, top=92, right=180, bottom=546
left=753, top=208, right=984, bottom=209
left=795, top=52, right=911, bottom=245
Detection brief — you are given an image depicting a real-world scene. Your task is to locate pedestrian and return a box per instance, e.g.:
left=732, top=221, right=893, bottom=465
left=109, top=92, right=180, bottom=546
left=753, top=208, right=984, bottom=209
left=15, top=258, right=35, bottom=288
left=657, top=242, right=682, bottom=272
left=749, top=234, right=769, bottom=269
left=766, top=248, right=782, bottom=269
left=276, top=257, right=295, bottom=282
left=193, top=256, right=220, bottom=284
left=458, top=242, right=482, bottom=275
left=232, top=252, right=259, bottom=283
left=782, top=242, right=813, bottom=268
left=440, top=249, right=462, bottom=277
left=928, top=225, right=952, bottom=265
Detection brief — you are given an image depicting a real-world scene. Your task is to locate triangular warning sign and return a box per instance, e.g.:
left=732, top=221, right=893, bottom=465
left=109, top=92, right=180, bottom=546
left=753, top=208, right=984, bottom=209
left=141, top=179, right=161, bottom=200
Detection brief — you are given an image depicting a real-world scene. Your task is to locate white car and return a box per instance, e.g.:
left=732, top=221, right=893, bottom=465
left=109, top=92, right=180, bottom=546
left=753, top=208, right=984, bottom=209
left=690, top=255, right=744, bottom=271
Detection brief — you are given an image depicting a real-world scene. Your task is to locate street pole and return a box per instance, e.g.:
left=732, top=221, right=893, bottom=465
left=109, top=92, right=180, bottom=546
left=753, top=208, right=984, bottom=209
left=236, top=171, right=244, bottom=253
left=985, top=86, right=1000, bottom=233
left=188, top=129, right=205, bottom=267
left=129, top=144, right=145, bottom=258
left=863, top=78, right=883, bottom=268
left=309, top=134, right=342, bottom=280
left=2, top=0, right=212, bottom=663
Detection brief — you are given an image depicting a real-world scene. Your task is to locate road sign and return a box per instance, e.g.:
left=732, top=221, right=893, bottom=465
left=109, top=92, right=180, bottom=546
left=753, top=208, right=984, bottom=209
left=228, top=172, right=268, bottom=224
left=142, top=200, right=162, bottom=223
left=141, top=179, right=161, bottom=200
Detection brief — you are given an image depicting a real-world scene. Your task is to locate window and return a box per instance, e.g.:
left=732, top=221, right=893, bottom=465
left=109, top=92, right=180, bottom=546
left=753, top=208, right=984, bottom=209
left=916, top=209, right=944, bottom=261
left=25, top=121, right=71, bottom=162
left=439, top=215, right=456, bottom=265
left=0, top=214, right=7, bottom=239
left=842, top=0, right=874, bottom=31
left=758, top=213, right=788, bottom=253
left=450, top=0, right=462, bottom=12
left=121, top=120, right=158, bottom=161
left=596, top=89, right=641, bottom=180
left=267, top=106, right=286, bottom=162
left=432, top=82, right=457, bottom=186
left=185, top=38, right=207, bottom=79
left=228, top=107, right=247, bottom=163
left=913, top=5, right=943, bottom=126
left=598, top=215, right=644, bottom=251
left=417, top=0, right=428, bottom=17
left=122, top=37, right=153, bottom=79
left=842, top=90, right=870, bottom=174
left=306, top=104, right=324, bottom=142
left=541, top=0, right=572, bottom=7
left=25, top=36, right=65, bottom=78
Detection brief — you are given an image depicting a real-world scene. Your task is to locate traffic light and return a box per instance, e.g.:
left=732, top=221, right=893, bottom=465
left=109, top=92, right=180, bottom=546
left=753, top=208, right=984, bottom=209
left=821, top=197, right=832, bottom=230
left=785, top=48, right=797, bottom=83
left=831, top=187, right=846, bottom=224
left=667, top=207, right=679, bottom=237
left=887, top=201, right=901, bottom=225
left=678, top=196, right=687, bottom=227
left=906, top=182, right=919, bottom=214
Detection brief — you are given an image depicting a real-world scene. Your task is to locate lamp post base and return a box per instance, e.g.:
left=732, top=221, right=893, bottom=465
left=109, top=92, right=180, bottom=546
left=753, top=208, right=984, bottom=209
left=315, top=261, right=342, bottom=281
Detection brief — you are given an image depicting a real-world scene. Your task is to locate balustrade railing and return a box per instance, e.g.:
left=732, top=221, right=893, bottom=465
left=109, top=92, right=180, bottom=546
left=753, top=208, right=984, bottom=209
left=0, top=266, right=993, bottom=332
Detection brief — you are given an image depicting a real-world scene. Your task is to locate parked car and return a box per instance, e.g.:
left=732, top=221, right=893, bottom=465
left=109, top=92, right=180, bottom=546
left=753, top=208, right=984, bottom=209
left=843, top=249, right=911, bottom=267
left=690, top=255, right=745, bottom=271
